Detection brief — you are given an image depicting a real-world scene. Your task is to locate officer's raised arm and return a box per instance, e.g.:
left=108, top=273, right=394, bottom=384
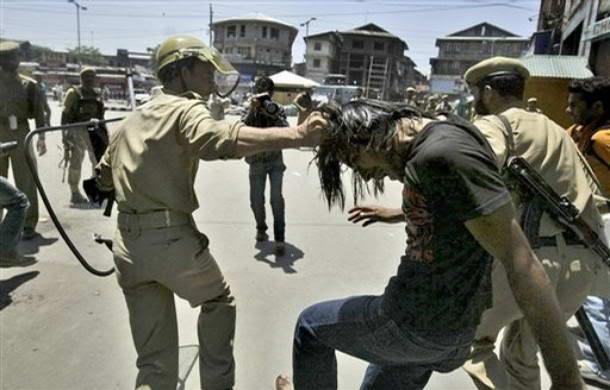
left=235, top=111, right=328, bottom=157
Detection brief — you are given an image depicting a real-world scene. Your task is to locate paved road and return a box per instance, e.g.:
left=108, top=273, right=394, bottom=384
left=1, top=100, right=560, bottom=389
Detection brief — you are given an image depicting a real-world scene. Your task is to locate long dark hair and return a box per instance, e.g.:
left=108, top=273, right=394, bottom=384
left=314, top=99, right=424, bottom=209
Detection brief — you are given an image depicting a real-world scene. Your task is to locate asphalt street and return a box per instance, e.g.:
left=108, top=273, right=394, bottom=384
left=1, top=99, right=561, bottom=389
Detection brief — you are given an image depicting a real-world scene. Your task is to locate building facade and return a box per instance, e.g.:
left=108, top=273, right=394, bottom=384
left=429, top=23, right=530, bottom=94
left=304, top=24, right=419, bottom=100
left=212, top=13, right=298, bottom=85
left=534, top=0, right=610, bottom=77
left=303, top=31, right=342, bottom=83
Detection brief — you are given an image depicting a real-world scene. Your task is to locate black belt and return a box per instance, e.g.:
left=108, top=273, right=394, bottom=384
left=536, top=230, right=583, bottom=248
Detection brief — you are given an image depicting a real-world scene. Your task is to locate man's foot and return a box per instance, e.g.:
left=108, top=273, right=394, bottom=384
left=70, top=191, right=89, bottom=205
left=21, top=229, right=39, bottom=240
left=256, top=230, right=269, bottom=242
left=275, top=375, right=294, bottom=390
left=0, top=252, right=36, bottom=267
left=274, top=241, right=286, bottom=256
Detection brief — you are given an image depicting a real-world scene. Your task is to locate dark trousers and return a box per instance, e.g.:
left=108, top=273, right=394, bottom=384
left=293, top=295, right=475, bottom=390
left=248, top=162, right=285, bottom=242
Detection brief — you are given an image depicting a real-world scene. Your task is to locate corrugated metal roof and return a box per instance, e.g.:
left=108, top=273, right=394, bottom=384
left=520, top=55, right=594, bottom=79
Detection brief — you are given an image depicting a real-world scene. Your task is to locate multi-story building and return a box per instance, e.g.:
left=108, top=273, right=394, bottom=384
left=534, top=0, right=609, bottom=76
left=212, top=13, right=298, bottom=84
left=429, top=23, right=530, bottom=94
left=303, top=31, right=342, bottom=83
left=304, top=23, right=419, bottom=100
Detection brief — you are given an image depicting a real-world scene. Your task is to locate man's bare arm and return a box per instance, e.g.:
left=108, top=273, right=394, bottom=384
left=235, top=112, right=327, bottom=157
left=465, top=203, right=583, bottom=389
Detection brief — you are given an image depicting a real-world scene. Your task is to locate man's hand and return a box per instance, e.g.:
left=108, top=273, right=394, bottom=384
left=296, top=112, right=328, bottom=147
left=348, top=206, right=404, bottom=226
left=37, top=138, right=47, bottom=156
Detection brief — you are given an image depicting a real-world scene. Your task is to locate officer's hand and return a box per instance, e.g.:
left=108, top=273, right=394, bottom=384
left=37, top=138, right=47, bottom=156
left=297, top=112, right=328, bottom=147
left=348, top=206, right=404, bottom=226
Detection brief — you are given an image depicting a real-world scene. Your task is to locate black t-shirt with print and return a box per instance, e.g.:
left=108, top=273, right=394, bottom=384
left=381, top=117, right=512, bottom=335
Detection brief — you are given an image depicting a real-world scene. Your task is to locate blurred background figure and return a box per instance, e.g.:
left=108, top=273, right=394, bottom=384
left=527, top=97, right=543, bottom=113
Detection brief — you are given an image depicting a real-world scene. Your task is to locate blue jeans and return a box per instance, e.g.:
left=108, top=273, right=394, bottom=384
left=249, top=162, right=285, bottom=242
left=580, top=296, right=610, bottom=377
left=0, top=176, right=29, bottom=253
left=293, top=295, right=475, bottom=390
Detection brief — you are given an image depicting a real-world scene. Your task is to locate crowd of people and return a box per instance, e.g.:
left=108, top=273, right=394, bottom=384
left=1, top=35, right=610, bottom=390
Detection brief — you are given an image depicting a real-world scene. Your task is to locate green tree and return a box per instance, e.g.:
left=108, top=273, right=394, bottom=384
left=67, top=45, right=108, bottom=66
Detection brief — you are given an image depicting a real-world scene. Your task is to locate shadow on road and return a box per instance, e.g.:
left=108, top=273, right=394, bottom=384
left=254, top=241, right=304, bottom=274
left=0, top=271, right=40, bottom=311
left=18, top=234, right=59, bottom=255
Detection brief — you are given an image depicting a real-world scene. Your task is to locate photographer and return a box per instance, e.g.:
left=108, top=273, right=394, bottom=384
left=0, top=142, right=31, bottom=267
left=243, top=76, right=288, bottom=255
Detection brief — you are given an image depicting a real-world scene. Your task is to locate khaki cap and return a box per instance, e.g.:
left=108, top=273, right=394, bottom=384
left=80, top=67, right=96, bottom=76
left=406, top=87, right=416, bottom=92
left=464, top=56, right=529, bottom=86
left=527, top=97, right=537, bottom=103
left=0, top=41, right=20, bottom=56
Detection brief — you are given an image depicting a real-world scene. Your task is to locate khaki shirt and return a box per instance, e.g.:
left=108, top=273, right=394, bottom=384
left=0, top=70, right=45, bottom=133
left=474, top=107, right=604, bottom=238
left=97, top=90, right=242, bottom=214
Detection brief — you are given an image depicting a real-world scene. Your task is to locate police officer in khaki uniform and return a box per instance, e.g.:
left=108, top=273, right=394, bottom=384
left=405, top=86, right=418, bottom=107
left=62, top=67, right=106, bottom=205
left=0, top=41, right=47, bottom=239
left=460, top=57, right=607, bottom=390
left=95, top=35, right=325, bottom=390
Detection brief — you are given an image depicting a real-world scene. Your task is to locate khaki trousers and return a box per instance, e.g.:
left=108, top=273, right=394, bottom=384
left=67, top=129, right=97, bottom=193
left=463, top=234, right=598, bottom=390
left=113, top=215, right=235, bottom=390
left=0, top=127, right=38, bottom=233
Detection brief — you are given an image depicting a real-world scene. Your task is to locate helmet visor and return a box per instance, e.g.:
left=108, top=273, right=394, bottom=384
left=214, top=71, right=240, bottom=98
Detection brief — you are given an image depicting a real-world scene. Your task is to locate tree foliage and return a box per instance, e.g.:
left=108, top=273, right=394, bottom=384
left=67, top=45, right=108, bottom=65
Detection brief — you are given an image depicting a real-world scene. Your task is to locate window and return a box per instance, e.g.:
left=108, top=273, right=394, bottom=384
left=313, top=58, right=321, bottom=68
left=271, top=27, right=279, bottom=40
left=374, top=41, right=384, bottom=51
left=240, top=25, right=246, bottom=37
left=227, top=25, right=236, bottom=38
left=352, top=39, right=364, bottom=49
left=262, top=26, right=268, bottom=38
left=314, top=42, right=322, bottom=51
left=237, top=47, right=251, bottom=58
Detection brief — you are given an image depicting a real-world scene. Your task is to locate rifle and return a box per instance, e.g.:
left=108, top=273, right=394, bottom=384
left=506, top=156, right=610, bottom=371
left=506, top=156, right=610, bottom=266
left=59, top=138, right=73, bottom=183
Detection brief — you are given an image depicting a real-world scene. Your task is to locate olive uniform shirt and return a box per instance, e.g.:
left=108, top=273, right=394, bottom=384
left=96, top=90, right=242, bottom=214
left=62, top=86, right=105, bottom=124
left=0, top=71, right=45, bottom=135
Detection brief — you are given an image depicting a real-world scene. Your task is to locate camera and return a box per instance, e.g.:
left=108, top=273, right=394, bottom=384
left=0, top=141, right=18, bottom=157
left=253, top=93, right=280, bottom=117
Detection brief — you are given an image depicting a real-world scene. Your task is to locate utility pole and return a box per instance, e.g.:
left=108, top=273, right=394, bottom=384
left=209, top=3, right=213, bottom=47
left=300, top=17, right=316, bottom=38
left=68, top=0, right=87, bottom=67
